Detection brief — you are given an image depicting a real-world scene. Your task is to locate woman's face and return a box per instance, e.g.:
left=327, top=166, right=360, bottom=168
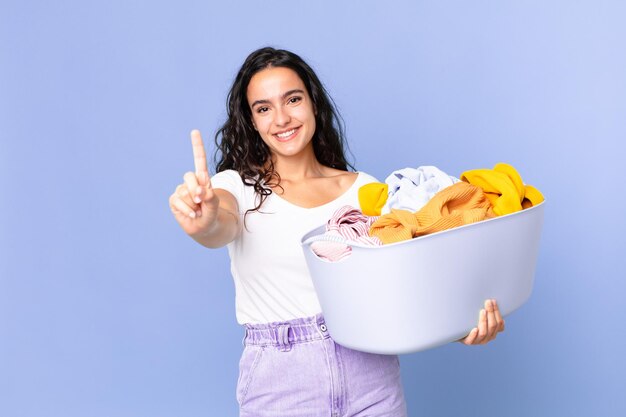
left=246, top=66, right=316, bottom=161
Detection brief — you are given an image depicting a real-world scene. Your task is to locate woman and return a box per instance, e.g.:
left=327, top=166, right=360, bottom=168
left=169, top=47, right=504, bottom=417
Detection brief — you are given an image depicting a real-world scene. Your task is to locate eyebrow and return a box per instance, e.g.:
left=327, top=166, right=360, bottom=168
left=250, top=89, right=305, bottom=108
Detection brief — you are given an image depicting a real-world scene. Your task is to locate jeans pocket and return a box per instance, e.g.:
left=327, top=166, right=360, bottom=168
left=236, top=346, right=264, bottom=406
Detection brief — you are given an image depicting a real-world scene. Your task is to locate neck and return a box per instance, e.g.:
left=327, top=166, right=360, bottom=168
left=268, top=148, right=326, bottom=182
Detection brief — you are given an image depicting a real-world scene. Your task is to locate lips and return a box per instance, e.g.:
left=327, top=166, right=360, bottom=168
left=273, top=126, right=300, bottom=142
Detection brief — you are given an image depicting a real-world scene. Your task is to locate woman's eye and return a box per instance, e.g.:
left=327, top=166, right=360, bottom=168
left=257, top=107, right=269, bottom=113
left=288, top=96, right=302, bottom=104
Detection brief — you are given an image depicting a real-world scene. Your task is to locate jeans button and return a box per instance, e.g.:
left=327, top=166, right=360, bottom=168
left=320, top=324, right=327, bottom=332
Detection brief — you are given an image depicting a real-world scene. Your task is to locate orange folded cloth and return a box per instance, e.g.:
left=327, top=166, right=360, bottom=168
left=369, top=182, right=494, bottom=244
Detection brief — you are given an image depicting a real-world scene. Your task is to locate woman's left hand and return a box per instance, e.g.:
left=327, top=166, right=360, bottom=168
left=458, top=299, right=505, bottom=345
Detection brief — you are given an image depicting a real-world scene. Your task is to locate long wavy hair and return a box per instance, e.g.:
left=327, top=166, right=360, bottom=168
left=214, top=47, right=354, bottom=215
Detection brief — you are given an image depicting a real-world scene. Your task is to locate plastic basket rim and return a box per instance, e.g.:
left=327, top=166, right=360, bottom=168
left=301, top=200, right=546, bottom=250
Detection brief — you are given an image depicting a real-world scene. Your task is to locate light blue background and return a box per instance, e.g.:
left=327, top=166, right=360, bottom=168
left=1, top=1, right=625, bottom=416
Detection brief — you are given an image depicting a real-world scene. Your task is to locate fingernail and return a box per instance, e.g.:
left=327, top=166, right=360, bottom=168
left=194, top=196, right=201, bottom=203
left=189, top=211, right=196, bottom=218
left=196, top=210, right=202, bottom=217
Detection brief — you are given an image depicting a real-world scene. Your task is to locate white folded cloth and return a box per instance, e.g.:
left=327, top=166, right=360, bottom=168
left=382, top=166, right=460, bottom=214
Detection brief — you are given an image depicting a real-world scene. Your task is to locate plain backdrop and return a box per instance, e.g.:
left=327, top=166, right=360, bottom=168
left=1, top=1, right=625, bottom=416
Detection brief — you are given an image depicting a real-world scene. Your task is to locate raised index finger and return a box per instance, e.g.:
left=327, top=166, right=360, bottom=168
left=190, top=129, right=209, bottom=185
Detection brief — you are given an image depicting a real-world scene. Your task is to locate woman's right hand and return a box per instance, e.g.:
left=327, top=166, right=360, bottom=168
left=169, top=130, right=221, bottom=237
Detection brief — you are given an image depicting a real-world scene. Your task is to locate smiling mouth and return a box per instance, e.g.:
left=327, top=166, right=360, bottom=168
left=273, top=127, right=300, bottom=142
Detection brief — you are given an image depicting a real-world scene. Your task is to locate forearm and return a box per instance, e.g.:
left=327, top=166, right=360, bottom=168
left=189, top=208, right=241, bottom=248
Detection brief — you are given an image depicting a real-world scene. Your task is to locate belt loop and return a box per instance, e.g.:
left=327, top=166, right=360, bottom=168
left=277, top=324, right=291, bottom=352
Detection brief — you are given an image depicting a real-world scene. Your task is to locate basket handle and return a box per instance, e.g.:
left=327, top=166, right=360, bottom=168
left=302, top=233, right=378, bottom=249
left=302, top=233, right=352, bottom=247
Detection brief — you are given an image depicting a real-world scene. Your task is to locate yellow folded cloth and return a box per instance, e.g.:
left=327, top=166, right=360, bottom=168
left=460, top=162, right=544, bottom=216
left=358, top=182, right=389, bottom=216
left=522, top=184, right=544, bottom=209
left=369, top=182, right=494, bottom=244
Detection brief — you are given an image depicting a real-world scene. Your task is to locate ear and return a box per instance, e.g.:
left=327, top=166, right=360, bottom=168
left=251, top=120, right=257, bottom=130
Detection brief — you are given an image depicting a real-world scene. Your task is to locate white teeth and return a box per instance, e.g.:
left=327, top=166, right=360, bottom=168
left=276, top=129, right=296, bottom=138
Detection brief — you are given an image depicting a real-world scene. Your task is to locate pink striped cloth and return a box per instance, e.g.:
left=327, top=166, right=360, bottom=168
left=310, top=206, right=382, bottom=262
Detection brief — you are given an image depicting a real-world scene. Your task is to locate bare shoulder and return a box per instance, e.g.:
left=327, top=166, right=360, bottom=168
left=321, top=168, right=359, bottom=192
left=322, top=167, right=359, bottom=188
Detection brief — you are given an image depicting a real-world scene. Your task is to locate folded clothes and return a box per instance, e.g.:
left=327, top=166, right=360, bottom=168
left=461, top=162, right=544, bottom=216
left=369, top=182, right=494, bottom=244
left=310, top=205, right=382, bottom=261
left=382, top=166, right=460, bottom=214
left=314, top=163, right=543, bottom=253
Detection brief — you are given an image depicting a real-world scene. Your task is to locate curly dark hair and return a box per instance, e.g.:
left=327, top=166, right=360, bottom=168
left=213, top=46, right=354, bottom=215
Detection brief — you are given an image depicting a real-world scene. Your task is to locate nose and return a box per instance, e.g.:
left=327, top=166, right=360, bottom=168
left=274, top=106, right=291, bottom=127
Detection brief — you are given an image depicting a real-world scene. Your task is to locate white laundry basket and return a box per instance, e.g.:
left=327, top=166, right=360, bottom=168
left=301, top=201, right=545, bottom=354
